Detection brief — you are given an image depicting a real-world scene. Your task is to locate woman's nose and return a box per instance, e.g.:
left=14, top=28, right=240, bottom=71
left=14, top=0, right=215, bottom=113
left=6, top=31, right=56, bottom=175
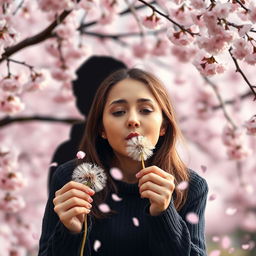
left=127, top=112, right=140, bottom=128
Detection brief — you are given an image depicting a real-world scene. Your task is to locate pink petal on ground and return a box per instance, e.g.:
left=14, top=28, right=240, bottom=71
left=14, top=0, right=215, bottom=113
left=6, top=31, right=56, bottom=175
left=242, top=244, right=250, bottom=250
left=212, top=236, right=220, bottom=242
left=228, top=247, right=235, bottom=253
left=186, top=212, right=199, bottom=224
left=93, top=240, right=101, bottom=251
left=177, top=181, right=189, bottom=190
left=221, top=235, right=232, bottom=249
left=225, top=207, right=237, bottom=216
left=76, top=151, right=86, bottom=159
left=49, top=162, right=58, bottom=167
left=209, top=250, right=221, bottom=256
left=132, top=217, right=140, bottom=227
left=98, top=203, right=110, bottom=213
left=110, top=167, right=123, bottom=180
left=209, top=194, right=217, bottom=201
left=111, top=193, right=122, bottom=201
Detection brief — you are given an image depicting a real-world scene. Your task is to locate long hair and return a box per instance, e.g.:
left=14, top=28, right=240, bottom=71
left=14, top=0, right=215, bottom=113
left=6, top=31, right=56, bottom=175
left=79, top=68, right=189, bottom=218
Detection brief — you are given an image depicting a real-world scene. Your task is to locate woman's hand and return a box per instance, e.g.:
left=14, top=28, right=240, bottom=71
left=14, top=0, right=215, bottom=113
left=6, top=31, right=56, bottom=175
left=53, top=181, right=95, bottom=233
left=136, top=166, right=175, bottom=216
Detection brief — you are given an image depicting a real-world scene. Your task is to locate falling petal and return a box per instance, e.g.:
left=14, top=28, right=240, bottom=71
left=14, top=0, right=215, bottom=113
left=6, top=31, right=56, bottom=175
left=76, top=151, right=86, bottom=159
left=212, top=236, right=220, bottom=242
left=49, top=162, right=58, bottom=167
left=221, top=235, right=231, bottom=249
left=244, top=184, right=254, bottom=195
left=111, top=193, right=122, bottom=201
left=225, top=207, right=237, bottom=216
left=32, top=232, right=40, bottom=240
left=177, top=181, right=189, bottom=190
left=110, top=167, right=123, bottom=180
left=242, top=244, right=250, bottom=250
left=200, top=165, right=207, bottom=173
left=93, top=240, right=101, bottom=252
left=186, top=212, right=199, bottom=224
left=209, top=194, right=217, bottom=201
left=98, top=203, right=110, bottom=213
left=132, top=217, right=139, bottom=227
left=209, top=250, right=221, bottom=256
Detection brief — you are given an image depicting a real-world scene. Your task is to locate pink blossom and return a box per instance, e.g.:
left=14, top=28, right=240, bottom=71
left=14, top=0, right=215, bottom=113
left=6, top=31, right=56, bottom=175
left=244, top=50, right=256, bottom=65
left=167, top=27, right=195, bottom=46
left=98, top=203, right=110, bottom=213
left=132, top=217, right=139, bottom=227
left=51, top=67, right=77, bottom=82
left=132, top=42, right=149, bottom=58
left=76, top=151, right=85, bottom=159
left=38, top=0, right=75, bottom=12
left=0, top=95, right=25, bottom=115
left=221, top=235, right=232, bottom=249
left=0, top=171, right=27, bottom=191
left=23, top=70, right=48, bottom=92
left=142, top=13, right=163, bottom=30
left=232, top=38, right=252, bottom=60
left=110, top=167, right=123, bottom=180
left=0, top=193, right=26, bottom=213
left=238, top=24, right=252, bottom=37
left=93, top=240, right=101, bottom=252
left=189, top=0, right=206, bottom=9
left=98, top=11, right=117, bottom=25
left=226, top=144, right=251, bottom=160
left=102, top=0, right=119, bottom=13
left=213, top=3, right=232, bottom=19
left=168, top=6, right=193, bottom=26
left=0, top=76, right=22, bottom=93
left=65, top=44, right=91, bottom=60
left=0, top=18, right=19, bottom=47
left=151, top=39, right=170, bottom=56
left=249, top=3, right=256, bottom=23
left=53, top=88, right=74, bottom=103
left=222, top=125, right=244, bottom=147
left=54, top=21, right=78, bottom=40
left=193, top=55, right=226, bottom=76
left=111, top=193, right=122, bottom=201
left=244, top=115, right=256, bottom=135
left=171, top=45, right=196, bottom=62
left=78, top=0, right=98, bottom=11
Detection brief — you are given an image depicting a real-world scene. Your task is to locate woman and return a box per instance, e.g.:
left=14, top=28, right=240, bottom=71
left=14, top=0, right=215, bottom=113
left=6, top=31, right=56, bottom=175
left=38, top=68, right=208, bottom=256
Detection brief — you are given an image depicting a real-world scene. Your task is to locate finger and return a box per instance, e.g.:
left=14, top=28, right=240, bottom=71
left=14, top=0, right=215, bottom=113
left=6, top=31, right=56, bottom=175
left=136, top=166, right=174, bottom=181
left=59, top=207, right=91, bottom=223
left=139, top=181, right=169, bottom=198
left=55, top=181, right=95, bottom=197
left=138, top=172, right=172, bottom=189
left=54, top=197, right=92, bottom=214
left=53, top=188, right=93, bottom=205
left=140, top=189, right=163, bottom=205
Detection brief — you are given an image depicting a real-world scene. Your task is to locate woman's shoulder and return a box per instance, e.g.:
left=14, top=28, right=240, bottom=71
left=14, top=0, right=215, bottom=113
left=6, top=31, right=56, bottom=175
left=187, top=169, right=208, bottom=195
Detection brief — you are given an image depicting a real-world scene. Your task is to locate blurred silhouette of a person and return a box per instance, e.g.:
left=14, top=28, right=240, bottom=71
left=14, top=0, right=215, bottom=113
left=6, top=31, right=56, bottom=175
left=47, top=56, right=127, bottom=191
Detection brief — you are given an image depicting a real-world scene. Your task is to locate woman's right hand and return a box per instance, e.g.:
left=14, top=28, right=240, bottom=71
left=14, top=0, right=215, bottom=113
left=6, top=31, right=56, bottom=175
left=53, top=181, right=95, bottom=233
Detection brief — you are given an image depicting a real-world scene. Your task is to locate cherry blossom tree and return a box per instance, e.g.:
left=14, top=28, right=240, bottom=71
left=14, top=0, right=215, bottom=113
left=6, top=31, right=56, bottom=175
left=0, top=0, right=256, bottom=255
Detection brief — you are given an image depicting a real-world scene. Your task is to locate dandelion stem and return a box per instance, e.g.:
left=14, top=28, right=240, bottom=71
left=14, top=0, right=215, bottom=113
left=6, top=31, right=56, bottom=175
left=80, top=215, right=87, bottom=256
left=141, top=153, right=145, bottom=169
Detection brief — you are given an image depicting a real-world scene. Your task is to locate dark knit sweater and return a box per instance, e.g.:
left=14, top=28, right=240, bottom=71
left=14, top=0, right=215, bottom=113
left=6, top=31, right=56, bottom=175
left=38, top=160, right=208, bottom=256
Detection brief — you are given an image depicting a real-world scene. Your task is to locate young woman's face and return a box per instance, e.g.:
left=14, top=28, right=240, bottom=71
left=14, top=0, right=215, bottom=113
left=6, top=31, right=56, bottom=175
left=102, top=78, right=165, bottom=160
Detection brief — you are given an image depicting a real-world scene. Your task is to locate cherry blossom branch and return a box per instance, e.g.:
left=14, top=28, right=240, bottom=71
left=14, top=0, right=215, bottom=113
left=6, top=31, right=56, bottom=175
left=7, top=58, right=34, bottom=70
left=228, top=47, right=256, bottom=100
left=235, top=0, right=249, bottom=12
left=78, top=1, right=156, bottom=31
left=12, top=0, right=25, bottom=15
left=0, top=116, right=81, bottom=128
left=203, top=76, right=237, bottom=129
left=0, top=10, right=71, bottom=63
left=137, top=0, right=199, bottom=36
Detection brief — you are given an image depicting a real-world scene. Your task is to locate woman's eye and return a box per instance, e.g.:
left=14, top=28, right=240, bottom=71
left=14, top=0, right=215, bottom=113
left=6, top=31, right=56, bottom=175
left=140, top=108, right=153, bottom=114
left=112, top=110, right=125, bottom=116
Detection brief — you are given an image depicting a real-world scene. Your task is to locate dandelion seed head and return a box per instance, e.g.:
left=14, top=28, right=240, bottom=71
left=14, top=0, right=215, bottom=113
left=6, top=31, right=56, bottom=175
left=72, top=163, right=107, bottom=192
left=126, top=136, right=154, bottom=161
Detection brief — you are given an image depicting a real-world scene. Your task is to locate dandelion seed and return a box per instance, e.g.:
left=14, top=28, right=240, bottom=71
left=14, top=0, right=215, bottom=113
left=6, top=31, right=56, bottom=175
left=186, top=212, right=199, bottom=224
left=132, top=217, right=139, bottom=227
left=177, top=181, right=188, bottom=190
left=93, top=240, right=101, bottom=252
left=98, top=203, right=110, bottom=213
left=111, top=193, right=122, bottom=201
left=72, top=163, right=107, bottom=192
left=110, top=167, right=123, bottom=180
left=76, top=151, right=86, bottom=159
left=126, top=136, right=154, bottom=161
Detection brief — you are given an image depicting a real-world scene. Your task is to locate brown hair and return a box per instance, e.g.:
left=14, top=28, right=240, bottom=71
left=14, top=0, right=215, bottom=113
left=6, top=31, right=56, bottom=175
left=79, top=68, right=189, bottom=218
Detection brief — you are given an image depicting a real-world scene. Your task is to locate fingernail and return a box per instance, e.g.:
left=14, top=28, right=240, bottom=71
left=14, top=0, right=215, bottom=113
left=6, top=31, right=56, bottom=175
left=88, top=197, right=93, bottom=203
left=89, top=189, right=95, bottom=194
left=136, top=172, right=140, bottom=178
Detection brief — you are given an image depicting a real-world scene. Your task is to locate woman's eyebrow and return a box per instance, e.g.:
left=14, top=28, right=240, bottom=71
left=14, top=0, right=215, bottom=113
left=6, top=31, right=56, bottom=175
left=109, top=98, right=153, bottom=106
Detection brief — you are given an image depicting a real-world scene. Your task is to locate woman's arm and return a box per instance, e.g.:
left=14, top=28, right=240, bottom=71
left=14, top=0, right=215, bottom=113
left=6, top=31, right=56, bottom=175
left=144, top=171, right=208, bottom=256
left=38, top=163, right=93, bottom=256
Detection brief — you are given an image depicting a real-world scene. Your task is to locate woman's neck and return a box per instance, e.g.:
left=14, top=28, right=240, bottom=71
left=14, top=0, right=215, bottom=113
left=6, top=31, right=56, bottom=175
left=111, top=154, right=143, bottom=184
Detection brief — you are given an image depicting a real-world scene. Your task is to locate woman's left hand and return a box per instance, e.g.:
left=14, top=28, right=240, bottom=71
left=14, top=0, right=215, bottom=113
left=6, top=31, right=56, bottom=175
left=136, top=165, right=175, bottom=216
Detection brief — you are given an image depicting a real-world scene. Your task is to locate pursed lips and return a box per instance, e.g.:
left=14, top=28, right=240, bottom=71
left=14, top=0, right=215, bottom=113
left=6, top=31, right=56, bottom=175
left=125, top=132, right=140, bottom=140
